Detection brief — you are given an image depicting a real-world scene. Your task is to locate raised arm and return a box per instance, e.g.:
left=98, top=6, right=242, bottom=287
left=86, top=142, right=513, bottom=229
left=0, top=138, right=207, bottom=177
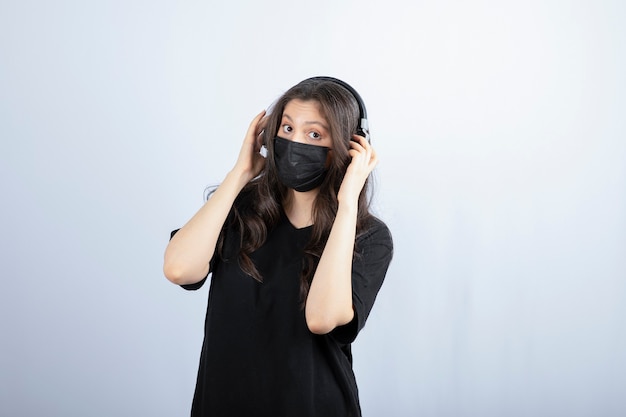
left=163, top=111, right=267, bottom=285
left=305, top=135, right=378, bottom=334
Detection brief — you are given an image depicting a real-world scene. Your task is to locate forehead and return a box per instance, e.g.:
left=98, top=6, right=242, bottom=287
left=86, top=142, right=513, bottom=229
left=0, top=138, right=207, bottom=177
left=282, top=99, right=326, bottom=121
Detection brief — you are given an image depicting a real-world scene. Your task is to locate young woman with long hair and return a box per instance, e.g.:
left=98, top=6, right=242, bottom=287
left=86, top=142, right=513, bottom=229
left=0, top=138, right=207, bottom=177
left=164, top=77, right=393, bottom=416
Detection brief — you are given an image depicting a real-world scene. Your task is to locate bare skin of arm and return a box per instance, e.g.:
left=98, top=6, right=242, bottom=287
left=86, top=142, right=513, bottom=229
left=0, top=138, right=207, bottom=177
left=163, top=111, right=267, bottom=285
left=305, top=135, right=378, bottom=334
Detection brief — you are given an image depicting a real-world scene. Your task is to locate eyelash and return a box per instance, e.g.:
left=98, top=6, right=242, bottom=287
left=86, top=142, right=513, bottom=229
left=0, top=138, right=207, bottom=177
left=281, top=124, right=322, bottom=140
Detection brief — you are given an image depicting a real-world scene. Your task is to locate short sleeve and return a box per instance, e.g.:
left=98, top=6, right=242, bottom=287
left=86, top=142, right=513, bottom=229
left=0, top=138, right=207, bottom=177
left=169, top=228, right=210, bottom=291
left=331, top=217, right=393, bottom=344
left=167, top=192, right=248, bottom=292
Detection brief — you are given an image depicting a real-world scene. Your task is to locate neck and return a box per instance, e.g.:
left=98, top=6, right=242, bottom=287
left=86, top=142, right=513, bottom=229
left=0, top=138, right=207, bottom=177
left=283, top=188, right=318, bottom=228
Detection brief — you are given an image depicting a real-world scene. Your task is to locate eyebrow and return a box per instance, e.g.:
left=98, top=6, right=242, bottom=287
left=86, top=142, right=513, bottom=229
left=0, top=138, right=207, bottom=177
left=282, top=114, right=329, bottom=131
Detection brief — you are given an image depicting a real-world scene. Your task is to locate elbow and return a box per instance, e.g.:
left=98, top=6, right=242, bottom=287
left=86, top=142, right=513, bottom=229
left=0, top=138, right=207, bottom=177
left=163, top=260, right=205, bottom=286
left=305, top=308, right=354, bottom=335
left=306, top=317, right=335, bottom=335
left=163, top=262, right=186, bottom=285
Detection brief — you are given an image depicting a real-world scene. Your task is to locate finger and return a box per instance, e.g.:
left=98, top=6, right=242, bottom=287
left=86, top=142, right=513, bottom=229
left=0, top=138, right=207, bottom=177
left=351, top=134, right=369, bottom=146
left=256, top=115, right=269, bottom=136
left=255, top=116, right=270, bottom=149
left=350, top=144, right=376, bottom=165
left=245, top=110, right=266, bottom=142
left=369, top=149, right=379, bottom=167
left=349, top=138, right=366, bottom=153
left=353, top=137, right=376, bottom=161
left=348, top=149, right=360, bottom=158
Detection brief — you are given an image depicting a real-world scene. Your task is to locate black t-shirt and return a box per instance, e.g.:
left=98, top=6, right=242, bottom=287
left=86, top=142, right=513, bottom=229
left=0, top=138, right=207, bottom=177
left=173, top=199, right=393, bottom=417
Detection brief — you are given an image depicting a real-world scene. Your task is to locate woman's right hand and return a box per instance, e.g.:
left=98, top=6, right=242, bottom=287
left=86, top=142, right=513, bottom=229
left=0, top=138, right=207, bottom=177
left=164, top=110, right=269, bottom=285
left=231, top=110, right=268, bottom=183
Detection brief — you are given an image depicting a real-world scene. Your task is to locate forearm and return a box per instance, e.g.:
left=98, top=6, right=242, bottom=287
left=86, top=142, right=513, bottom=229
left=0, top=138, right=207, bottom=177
left=163, top=170, right=249, bottom=285
left=305, top=202, right=357, bottom=334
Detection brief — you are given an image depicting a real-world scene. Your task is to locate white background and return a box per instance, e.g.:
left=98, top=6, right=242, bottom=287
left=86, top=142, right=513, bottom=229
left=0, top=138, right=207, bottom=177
left=1, top=1, right=624, bottom=416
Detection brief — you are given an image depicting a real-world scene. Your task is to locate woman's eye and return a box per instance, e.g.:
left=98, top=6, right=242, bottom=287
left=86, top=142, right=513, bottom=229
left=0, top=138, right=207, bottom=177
left=308, top=131, right=321, bottom=140
left=281, top=124, right=292, bottom=133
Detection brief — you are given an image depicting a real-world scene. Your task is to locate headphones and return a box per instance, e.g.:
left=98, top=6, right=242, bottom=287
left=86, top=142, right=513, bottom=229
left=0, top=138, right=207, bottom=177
left=304, top=76, right=370, bottom=143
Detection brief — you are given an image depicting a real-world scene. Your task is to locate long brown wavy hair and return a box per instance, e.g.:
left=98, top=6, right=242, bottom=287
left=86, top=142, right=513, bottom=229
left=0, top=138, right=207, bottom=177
left=218, top=77, right=375, bottom=301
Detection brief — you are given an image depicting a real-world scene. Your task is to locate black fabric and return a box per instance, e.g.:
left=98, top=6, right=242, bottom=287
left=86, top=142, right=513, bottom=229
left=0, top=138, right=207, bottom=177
left=172, top=198, right=393, bottom=417
left=274, top=136, right=330, bottom=192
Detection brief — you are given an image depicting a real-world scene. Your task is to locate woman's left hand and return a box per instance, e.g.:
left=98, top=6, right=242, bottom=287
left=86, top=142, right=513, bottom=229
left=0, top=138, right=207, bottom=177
left=307, top=134, right=377, bottom=333
left=337, top=135, right=378, bottom=205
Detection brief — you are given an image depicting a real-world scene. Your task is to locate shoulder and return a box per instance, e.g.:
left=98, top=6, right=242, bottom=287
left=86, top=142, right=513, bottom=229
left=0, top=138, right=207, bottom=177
left=354, top=215, right=393, bottom=265
left=357, top=215, right=393, bottom=248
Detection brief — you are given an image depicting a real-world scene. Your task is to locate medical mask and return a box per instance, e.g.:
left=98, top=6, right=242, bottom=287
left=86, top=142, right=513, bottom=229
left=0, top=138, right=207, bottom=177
left=273, top=136, right=330, bottom=192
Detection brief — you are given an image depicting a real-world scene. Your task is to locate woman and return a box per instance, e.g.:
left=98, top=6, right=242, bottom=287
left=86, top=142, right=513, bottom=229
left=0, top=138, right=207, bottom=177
left=164, top=77, right=393, bottom=416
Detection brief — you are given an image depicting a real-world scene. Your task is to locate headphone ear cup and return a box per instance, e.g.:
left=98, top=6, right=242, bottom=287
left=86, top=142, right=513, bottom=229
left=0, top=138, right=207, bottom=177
left=358, top=118, right=370, bottom=144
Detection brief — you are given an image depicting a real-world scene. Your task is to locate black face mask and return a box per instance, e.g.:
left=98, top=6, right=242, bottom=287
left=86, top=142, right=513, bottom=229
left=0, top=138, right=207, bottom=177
left=273, top=136, right=330, bottom=192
